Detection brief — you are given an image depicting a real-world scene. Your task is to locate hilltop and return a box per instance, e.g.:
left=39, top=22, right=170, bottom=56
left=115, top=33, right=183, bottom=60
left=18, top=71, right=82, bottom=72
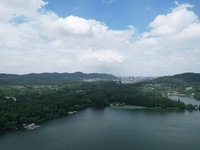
left=0, top=72, right=118, bottom=85
left=152, top=72, right=200, bottom=84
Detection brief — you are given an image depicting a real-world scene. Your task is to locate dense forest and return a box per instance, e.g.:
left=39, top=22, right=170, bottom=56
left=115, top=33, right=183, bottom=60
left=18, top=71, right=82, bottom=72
left=0, top=72, right=200, bottom=131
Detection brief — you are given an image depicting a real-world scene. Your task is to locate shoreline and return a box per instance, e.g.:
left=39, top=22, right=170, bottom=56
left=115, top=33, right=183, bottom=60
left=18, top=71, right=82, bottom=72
left=110, top=105, right=148, bottom=110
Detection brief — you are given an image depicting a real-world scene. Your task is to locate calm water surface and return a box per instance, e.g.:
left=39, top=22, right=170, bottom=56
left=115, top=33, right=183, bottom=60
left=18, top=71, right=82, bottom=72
left=0, top=106, right=200, bottom=150
left=169, top=95, right=200, bottom=105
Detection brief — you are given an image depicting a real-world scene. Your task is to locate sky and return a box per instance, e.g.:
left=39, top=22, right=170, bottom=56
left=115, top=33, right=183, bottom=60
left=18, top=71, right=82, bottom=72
left=0, top=0, right=200, bottom=76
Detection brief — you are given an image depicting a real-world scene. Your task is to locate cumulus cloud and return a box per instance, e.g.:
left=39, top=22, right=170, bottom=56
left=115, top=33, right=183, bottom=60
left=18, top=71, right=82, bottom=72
left=0, top=0, right=200, bottom=76
left=0, top=0, right=132, bottom=74
left=80, top=49, right=124, bottom=66
left=143, top=3, right=197, bottom=37
left=0, top=0, right=47, bottom=21
left=128, top=2, right=200, bottom=76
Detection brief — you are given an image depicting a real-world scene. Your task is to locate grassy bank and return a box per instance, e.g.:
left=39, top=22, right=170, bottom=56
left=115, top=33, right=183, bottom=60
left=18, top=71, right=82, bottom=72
left=110, top=105, right=148, bottom=110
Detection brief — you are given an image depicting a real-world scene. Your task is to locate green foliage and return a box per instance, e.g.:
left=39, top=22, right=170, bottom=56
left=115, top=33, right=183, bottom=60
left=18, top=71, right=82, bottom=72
left=0, top=72, right=118, bottom=85
left=173, top=73, right=200, bottom=83
left=194, top=92, right=200, bottom=100
left=186, top=104, right=194, bottom=110
left=144, top=73, right=200, bottom=100
left=0, top=80, right=193, bottom=131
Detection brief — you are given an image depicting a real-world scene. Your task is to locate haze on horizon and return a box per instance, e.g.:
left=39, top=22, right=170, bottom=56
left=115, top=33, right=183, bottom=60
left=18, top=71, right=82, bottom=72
left=0, top=0, right=200, bottom=76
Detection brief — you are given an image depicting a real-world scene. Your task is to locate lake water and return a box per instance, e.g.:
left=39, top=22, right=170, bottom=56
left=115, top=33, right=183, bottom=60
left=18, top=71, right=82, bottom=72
left=0, top=107, right=200, bottom=150
left=169, top=95, right=200, bottom=105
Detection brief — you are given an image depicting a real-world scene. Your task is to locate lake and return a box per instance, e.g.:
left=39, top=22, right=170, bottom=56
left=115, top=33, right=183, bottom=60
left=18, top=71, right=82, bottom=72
left=0, top=107, right=200, bottom=150
left=169, top=95, right=200, bottom=105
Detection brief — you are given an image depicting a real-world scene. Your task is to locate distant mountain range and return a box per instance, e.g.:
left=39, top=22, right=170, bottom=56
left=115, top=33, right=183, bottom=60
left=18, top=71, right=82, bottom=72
left=0, top=72, right=118, bottom=85
left=150, top=72, right=200, bottom=85
left=0, top=72, right=199, bottom=85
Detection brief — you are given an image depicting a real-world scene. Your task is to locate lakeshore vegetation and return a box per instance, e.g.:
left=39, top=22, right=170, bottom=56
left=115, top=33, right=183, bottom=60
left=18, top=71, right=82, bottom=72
left=0, top=72, right=200, bottom=131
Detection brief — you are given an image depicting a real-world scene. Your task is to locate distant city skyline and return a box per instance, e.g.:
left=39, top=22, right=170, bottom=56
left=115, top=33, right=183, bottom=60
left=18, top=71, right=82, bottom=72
left=0, top=0, right=200, bottom=76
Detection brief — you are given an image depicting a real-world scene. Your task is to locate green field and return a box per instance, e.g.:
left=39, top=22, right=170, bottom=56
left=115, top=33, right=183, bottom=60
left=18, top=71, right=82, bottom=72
left=110, top=105, right=148, bottom=110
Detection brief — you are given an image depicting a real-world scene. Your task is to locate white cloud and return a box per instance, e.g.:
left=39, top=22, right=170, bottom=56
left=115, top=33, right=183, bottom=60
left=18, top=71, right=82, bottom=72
left=0, top=0, right=200, bottom=76
left=0, top=0, right=47, bottom=21
left=0, top=0, right=133, bottom=74
left=80, top=49, right=124, bottom=66
left=129, top=2, right=200, bottom=76
left=174, top=1, right=193, bottom=11
left=51, top=16, right=93, bottom=35
left=146, top=4, right=197, bottom=37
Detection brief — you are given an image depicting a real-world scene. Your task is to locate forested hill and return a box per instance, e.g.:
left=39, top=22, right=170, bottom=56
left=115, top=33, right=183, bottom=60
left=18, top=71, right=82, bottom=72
left=172, top=73, right=200, bottom=83
left=141, top=72, right=200, bottom=100
left=150, top=72, right=200, bottom=84
left=0, top=72, right=118, bottom=85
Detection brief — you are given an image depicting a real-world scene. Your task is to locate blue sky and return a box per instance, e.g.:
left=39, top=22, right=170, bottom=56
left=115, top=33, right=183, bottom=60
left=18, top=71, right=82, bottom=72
left=44, top=0, right=200, bottom=31
left=0, top=0, right=200, bottom=76
left=44, top=0, right=171, bottom=31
